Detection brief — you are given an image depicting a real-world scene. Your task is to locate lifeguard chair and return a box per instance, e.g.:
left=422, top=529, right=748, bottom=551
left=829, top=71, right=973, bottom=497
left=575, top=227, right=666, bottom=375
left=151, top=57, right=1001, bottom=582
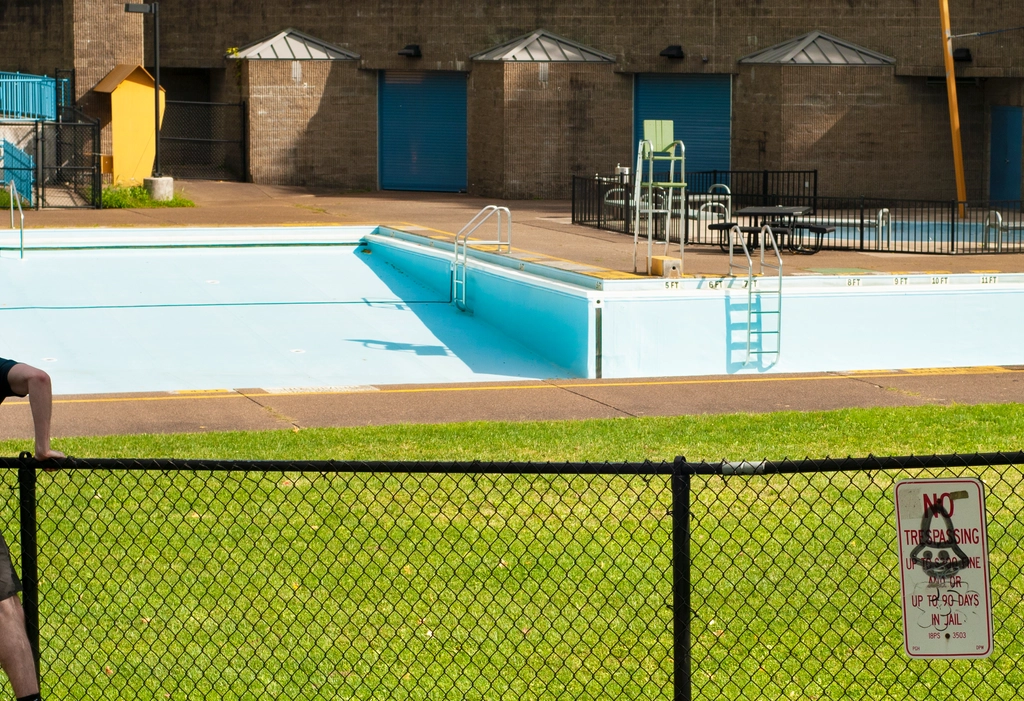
left=632, top=120, right=685, bottom=274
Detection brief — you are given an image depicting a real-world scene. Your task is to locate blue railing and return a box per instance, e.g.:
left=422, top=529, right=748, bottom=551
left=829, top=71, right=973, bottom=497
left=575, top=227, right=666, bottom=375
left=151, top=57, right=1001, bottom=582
left=0, top=71, right=70, bottom=121
left=2, top=139, right=34, bottom=207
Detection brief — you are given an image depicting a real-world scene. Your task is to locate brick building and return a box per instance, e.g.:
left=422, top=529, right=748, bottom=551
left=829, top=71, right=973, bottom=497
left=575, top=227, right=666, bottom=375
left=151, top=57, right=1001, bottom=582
left=2, top=0, right=1022, bottom=200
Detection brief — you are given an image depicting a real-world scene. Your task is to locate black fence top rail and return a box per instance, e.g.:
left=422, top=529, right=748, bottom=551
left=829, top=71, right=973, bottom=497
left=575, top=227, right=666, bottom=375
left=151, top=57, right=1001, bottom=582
left=4, top=451, right=1021, bottom=475
left=681, top=450, right=1024, bottom=475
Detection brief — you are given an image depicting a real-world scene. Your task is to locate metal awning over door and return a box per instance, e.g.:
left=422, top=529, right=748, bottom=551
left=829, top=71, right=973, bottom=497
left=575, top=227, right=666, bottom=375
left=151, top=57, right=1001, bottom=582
left=379, top=71, right=467, bottom=192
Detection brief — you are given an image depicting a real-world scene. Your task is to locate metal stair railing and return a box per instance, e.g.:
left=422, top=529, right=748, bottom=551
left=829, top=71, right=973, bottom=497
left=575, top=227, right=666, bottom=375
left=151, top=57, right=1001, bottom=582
left=726, top=224, right=783, bottom=365
left=981, top=209, right=1024, bottom=253
left=750, top=224, right=784, bottom=363
left=7, top=180, right=24, bottom=259
left=452, top=205, right=512, bottom=312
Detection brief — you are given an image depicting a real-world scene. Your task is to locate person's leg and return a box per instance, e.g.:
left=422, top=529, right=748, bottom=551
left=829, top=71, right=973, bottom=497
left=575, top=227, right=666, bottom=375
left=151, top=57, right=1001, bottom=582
left=5, top=365, right=63, bottom=461
left=0, top=532, right=37, bottom=698
left=0, top=596, right=38, bottom=697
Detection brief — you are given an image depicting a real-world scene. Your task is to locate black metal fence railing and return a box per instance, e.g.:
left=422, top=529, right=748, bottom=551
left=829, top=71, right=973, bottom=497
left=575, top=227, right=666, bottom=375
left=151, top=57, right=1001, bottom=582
left=696, top=194, right=1024, bottom=255
left=572, top=170, right=818, bottom=238
left=686, top=169, right=818, bottom=207
left=160, top=100, right=247, bottom=182
left=54, top=69, right=75, bottom=112
left=0, top=109, right=101, bottom=210
left=573, top=172, right=1024, bottom=255
left=1, top=452, right=1023, bottom=699
left=39, top=106, right=101, bottom=209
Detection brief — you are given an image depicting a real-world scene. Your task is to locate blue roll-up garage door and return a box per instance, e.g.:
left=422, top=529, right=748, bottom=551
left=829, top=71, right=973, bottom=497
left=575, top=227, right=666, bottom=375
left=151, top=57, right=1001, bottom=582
left=379, top=71, right=467, bottom=192
left=633, top=74, right=731, bottom=172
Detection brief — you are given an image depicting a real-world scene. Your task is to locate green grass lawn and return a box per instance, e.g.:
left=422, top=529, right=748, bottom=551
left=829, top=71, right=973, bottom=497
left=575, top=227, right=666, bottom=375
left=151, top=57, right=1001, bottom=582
left=5, top=402, right=1023, bottom=463
left=3, top=403, right=1021, bottom=700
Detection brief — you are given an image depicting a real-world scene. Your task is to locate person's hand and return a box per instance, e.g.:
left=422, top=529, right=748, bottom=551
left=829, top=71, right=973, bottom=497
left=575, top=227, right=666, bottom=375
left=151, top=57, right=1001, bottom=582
left=35, top=448, right=65, bottom=461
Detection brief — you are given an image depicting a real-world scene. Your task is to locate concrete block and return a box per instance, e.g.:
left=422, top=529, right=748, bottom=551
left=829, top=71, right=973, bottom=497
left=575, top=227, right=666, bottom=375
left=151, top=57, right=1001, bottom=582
left=651, top=255, right=682, bottom=278
left=144, top=176, right=175, bottom=202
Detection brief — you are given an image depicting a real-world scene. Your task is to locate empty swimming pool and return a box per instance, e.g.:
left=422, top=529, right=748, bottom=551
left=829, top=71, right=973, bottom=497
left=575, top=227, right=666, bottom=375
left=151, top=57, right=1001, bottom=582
left=2, top=223, right=1022, bottom=396
left=0, top=227, right=568, bottom=395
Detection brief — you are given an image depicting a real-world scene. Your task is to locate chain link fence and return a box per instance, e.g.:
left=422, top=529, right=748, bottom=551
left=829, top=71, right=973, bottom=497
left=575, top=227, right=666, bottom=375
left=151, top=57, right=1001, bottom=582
left=0, top=108, right=101, bottom=210
left=0, top=452, right=1021, bottom=700
left=160, top=101, right=246, bottom=182
left=39, top=107, right=101, bottom=208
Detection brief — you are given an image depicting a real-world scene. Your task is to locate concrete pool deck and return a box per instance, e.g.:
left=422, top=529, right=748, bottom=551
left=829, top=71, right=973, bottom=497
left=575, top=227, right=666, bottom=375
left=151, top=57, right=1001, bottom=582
left=2, top=181, right=1021, bottom=442
left=22, top=181, right=1024, bottom=278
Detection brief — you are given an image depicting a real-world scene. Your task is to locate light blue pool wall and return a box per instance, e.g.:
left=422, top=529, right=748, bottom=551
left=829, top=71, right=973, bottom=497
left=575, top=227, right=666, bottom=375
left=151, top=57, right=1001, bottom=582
left=463, top=267, right=593, bottom=377
left=367, top=230, right=1024, bottom=379
left=367, top=230, right=594, bottom=377
left=361, top=234, right=453, bottom=297
left=599, top=286, right=1024, bottom=377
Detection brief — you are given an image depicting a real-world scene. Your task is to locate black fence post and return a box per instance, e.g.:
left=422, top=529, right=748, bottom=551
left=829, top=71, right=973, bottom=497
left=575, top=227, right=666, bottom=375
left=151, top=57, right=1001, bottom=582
left=950, top=200, right=958, bottom=254
left=17, top=456, right=40, bottom=676
left=34, top=121, right=42, bottom=210
left=625, top=172, right=632, bottom=236
left=859, top=196, right=866, bottom=251
left=683, top=189, right=689, bottom=244
left=812, top=169, right=818, bottom=215
left=571, top=176, right=577, bottom=224
left=672, top=456, right=691, bottom=701
left=241, top=99, right=249, bottom=183
left=94, top=116, right=102, bottom=209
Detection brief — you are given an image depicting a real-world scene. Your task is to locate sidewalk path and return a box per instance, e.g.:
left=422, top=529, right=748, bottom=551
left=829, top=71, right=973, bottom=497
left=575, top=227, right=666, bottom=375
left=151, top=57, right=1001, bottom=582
left=0, top=366, right=1019, bottom=440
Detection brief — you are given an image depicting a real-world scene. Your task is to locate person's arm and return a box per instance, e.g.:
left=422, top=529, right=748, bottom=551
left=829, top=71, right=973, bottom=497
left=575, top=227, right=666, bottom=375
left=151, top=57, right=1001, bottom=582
left=6, top=364, right=64, bottom=461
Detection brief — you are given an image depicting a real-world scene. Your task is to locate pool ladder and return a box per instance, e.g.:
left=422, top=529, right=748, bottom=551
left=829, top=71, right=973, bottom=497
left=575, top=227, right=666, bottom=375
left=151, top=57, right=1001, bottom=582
left=7, top=180, right=24, bottom=259
left=452, top=205, right=512, bottom=311
left=726, top=224, right=783, bottom=365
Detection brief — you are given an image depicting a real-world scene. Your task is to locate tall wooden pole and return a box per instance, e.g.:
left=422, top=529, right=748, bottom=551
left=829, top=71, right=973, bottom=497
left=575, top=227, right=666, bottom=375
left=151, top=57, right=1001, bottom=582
left=939, top=0, right=967, bottom=216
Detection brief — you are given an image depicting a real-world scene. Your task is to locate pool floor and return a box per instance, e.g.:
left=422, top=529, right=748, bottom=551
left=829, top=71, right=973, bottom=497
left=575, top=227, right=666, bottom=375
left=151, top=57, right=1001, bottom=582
left=0, top=245, right=569, bottom=395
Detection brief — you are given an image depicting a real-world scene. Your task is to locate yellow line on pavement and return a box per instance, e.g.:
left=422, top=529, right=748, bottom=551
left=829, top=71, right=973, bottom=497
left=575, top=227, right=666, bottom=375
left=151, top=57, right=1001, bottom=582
left=8, top=366, right=1016, bottom=407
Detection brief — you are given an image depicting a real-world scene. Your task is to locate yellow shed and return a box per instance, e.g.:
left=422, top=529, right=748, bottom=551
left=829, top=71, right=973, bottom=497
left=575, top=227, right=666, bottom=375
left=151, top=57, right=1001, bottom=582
left=93, top=65, right=166, bottom=187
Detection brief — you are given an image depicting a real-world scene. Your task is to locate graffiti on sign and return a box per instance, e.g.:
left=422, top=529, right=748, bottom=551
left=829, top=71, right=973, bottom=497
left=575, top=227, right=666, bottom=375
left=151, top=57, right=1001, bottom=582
left=895, top=478, right=993, bottom=659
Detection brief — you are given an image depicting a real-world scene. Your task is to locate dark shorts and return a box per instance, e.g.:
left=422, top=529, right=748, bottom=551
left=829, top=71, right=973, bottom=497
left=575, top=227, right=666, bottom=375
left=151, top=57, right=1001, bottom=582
left=0, top=357, right=24, bottom=405
left=0, top=531, right=22, bottom=601
left=0, top=359, right=24, bottom=599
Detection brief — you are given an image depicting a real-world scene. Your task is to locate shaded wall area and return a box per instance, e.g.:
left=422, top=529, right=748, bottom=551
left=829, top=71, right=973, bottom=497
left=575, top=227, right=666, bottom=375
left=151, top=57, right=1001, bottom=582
left=467, top=63, right=504, bottom=197
left=71, top=0, right=144, bottom=167
left=72, top=0, right=143, bottom=100
left=0, top=0, right=69, bottom=76
left=155, top=0, right=1024, bottom=79
left=733, top=65, right=987, bottom=200
left=471, top=63, right=631, bottom=199
left=245, top=61, right=376, bottom=188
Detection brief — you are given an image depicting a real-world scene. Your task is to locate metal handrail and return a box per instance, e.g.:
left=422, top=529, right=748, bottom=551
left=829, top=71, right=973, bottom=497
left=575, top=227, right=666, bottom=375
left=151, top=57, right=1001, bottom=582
left=984, top=210, right=1003, bottom=252
left=877, top=208, right=891, bottom=249
left=726, top=224, right=783, bottom=365
left=452, top=205, right=512, bottom=311
left=708, top=183, right=732, bottom=220
left=753, top=225, right=784, bottom=364
left=726, top=225, right=754, bottom=360
left=698, top=201, right=729, bottom=221
left=8, top=180, right=24, bottom=259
